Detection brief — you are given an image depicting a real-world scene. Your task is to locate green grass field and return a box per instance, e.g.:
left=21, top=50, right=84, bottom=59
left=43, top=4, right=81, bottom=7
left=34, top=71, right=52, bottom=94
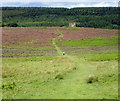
left=2, top=29, right=118, bottom=99
left=66, top=27, right=87, bottom=31
left=2, top=56, right=118, bottom=99
left=56, top=37, right=118, bottom=46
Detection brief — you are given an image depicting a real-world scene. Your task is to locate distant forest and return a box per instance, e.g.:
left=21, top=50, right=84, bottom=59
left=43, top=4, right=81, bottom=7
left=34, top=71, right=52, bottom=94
left=1, top=7, right=120, bottom=29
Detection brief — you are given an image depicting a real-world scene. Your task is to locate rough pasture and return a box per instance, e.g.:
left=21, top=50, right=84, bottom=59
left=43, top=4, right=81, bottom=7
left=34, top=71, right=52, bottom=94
left=2, top=27, right=63, bottom=57
left=2, top=27, right=118, bottom=57
left=58, top=27, right=118, bottom=41
left=2, top=27, right=60, bottom=47
left=2, top=27, right=118, bottom=46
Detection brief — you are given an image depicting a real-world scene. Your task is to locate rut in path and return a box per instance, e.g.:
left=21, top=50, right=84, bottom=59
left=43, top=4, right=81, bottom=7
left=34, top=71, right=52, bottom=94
left=52, top=30, right=96, bottom=79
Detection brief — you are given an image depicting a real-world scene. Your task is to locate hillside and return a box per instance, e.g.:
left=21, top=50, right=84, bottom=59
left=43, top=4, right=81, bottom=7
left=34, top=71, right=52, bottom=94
left=2, top=7, right=119, bottom=29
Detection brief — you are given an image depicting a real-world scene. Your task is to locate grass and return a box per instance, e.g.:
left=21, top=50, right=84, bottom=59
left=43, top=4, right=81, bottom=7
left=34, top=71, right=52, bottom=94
left=2, top=30, right=118, bottom=99
left=26, top=47, right=55, bottom=51
left=59, top=45, right=118, bottom=62
left=31, top=27, right=46, bottom=29
left=66, top=27, right=87, bottom=31
left=94, top=37, right=105, bottom=40
left=112, top=36, right=120, bottom=39
left=74, top=50, right=118, bottom=61
left=3, top=56, right=58, bottom=62
left=2, top=56, right=76, bottom=99
left=101, top=29, right=119, bottom=30
left=56, top=38, right=118, bottom=47
left=84, top=52, right=118, bottom=61
left=51, top=30, right=64, bottom=56
left=2, top=56, right=118, bottom=99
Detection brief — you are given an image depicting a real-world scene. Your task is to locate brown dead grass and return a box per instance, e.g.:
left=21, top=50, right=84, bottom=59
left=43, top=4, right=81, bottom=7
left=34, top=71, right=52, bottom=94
left=2, top=67, right=18, bottom=78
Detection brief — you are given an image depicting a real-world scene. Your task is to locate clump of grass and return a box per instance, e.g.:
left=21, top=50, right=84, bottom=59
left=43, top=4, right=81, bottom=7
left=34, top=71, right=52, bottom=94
left=55, top=74, right=64, bottom=80
left=72, top=67, right=77, bottom=70
left=2, top=82, right=16, bottom=90
left=86, top=74, right=98, bottom=83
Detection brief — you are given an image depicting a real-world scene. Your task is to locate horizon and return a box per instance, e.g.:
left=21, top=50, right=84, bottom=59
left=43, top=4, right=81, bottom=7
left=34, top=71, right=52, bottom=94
left=1, top=6, right=119, bottom=8
left=1, top=1, right=119, bottom=8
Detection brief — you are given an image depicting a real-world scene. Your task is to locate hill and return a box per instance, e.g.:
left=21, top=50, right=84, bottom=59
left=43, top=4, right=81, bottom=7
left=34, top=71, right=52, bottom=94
left=2, top=7, right=119, bottom=29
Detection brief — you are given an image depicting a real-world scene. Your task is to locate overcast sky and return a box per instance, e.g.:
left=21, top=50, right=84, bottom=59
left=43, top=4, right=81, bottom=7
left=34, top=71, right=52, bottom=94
left=1, top=0, right=119, bottom=8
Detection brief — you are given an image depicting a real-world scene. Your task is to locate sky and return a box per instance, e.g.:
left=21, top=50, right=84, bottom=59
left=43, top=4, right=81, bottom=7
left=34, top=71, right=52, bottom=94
left=1, top=0, right=119, bottom=8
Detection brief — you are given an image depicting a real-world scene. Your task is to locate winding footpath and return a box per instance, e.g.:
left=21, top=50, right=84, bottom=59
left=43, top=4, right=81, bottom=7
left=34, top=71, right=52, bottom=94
left=50, top=30, right=97, bottom=98
left=52, top=29, right=96, bottom=79
left=52, top=30, right=63, bottom=56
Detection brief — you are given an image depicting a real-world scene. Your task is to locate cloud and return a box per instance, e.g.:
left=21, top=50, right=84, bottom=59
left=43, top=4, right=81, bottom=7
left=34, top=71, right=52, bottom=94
left=64, top=2, right=118, bottom=8
left=69, top=3, right=91, bottom=8
left=1, top=1, right=118, bottom=7
left=1, top=0, right=119, bottom=3
left=2, top=2, right=30, bottom=7
left=93, top=2, right=111, bottom=7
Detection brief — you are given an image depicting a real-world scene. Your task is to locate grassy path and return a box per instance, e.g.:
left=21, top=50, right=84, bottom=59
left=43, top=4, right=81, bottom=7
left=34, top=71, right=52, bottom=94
left=52, top=30, right=63, bottom=56
left=50, top=30, right=99, bottom=98
left=52, top=30, right=95, bottom=74
left=52, top=29, right=96, bottom=76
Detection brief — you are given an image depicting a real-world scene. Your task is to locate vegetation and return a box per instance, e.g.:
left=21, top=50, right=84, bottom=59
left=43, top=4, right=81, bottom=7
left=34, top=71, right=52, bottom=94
left=112, top=36, right=120, bottom=39
left=7, top=22, right=18, bottom=27
left=66, top=27, right=87, bottom=30
left=56, top=38, right=118, bottom=46
left=2, top=27, right=118, bottom=98
left=2, top=55, right=118, bottom=99
left=26, top=47, right=55, bottom=51
left=2, top=7, right=119, bottom=29
left=82, top=50, right=118, bottom=61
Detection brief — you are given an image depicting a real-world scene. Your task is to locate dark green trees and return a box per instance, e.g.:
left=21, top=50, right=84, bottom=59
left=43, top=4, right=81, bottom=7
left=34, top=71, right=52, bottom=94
left=2, top=7, right=119, bottom=29
left=7, top=22, right=18, bottom=27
